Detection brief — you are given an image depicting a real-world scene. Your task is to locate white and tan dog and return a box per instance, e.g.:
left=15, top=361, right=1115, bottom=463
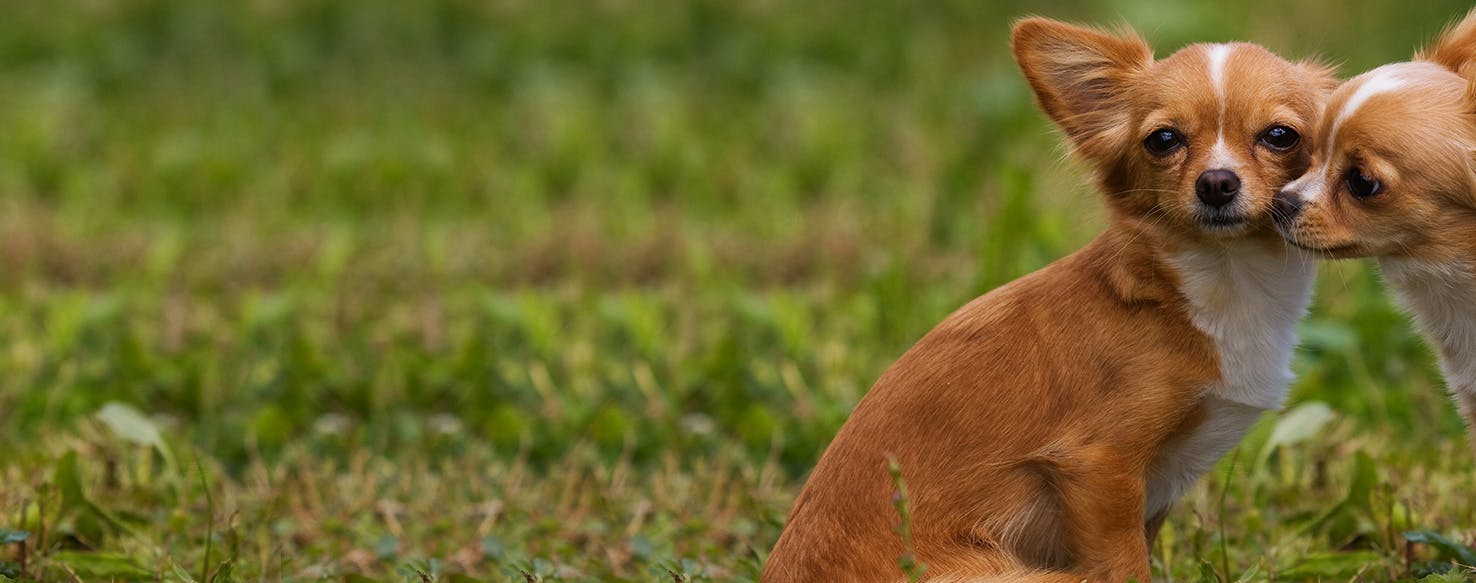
left=1275, top=9, right=1476, bottom=446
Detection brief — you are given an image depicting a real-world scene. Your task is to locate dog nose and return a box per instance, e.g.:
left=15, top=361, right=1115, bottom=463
left=1272, top=190, right=1304, bottom=222
left=1195, top=169, right=1241, bottom=208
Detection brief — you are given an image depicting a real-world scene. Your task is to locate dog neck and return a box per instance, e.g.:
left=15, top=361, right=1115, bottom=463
left=1169, top=238, right=1317, bottom=410
left=1088, top=228, right=1316, bottom=519
left=1083, top=228, right=1317, bottom=410
left=1379, top=257, right=1476, bottom=399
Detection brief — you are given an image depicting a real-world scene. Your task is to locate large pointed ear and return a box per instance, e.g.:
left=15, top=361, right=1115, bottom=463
left=1011, top=18, right=1152, bottom=158
left=1419, top=8, right=1476, bottom=78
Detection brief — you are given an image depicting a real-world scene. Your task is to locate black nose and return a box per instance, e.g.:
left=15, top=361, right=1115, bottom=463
left=1272, top=190, right=1304, bottom=223
left=1195, top=169, right=1241, bottom=208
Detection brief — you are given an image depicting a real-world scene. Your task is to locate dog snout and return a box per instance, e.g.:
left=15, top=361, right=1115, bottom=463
left=1195, top=169, right=1241, bottom=208
left=1271, top=189, right=1304, bottom=223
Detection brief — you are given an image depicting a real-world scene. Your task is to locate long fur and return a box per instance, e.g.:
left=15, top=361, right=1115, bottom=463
left=763, top=18, right=1332, bottom=582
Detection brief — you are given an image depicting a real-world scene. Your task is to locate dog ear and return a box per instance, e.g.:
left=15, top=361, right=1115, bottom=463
left=1419, top=8, right=1476, bottom=78
left=1295, top=59, right=1340, bottom=97
left=1011, top=18, right=1152, bottom=159
left=1418, top=9, right=1476, bottom=117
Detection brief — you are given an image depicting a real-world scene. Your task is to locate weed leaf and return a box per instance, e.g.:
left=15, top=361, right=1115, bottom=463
left=1405, top=530, right=1476, bottom=565
left=49, top=551, right=151, bottom=580
left=1257, top=402, right=1334, bottom=468
left=1277, top=551, right=1381, bottom=579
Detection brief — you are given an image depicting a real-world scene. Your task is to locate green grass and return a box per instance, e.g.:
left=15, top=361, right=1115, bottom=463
left=2, top=0, right=1476, bottom=581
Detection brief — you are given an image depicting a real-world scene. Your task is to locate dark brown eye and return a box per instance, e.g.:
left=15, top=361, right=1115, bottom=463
left=1345, top=168, right=1382, bottom=198
left=1259, top=125, right=1300, bottom=151
left=1144, top=128, right=1184, bottom=156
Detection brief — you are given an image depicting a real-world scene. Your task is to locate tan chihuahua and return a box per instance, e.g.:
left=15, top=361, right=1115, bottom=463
left=1274, top=10, right=1476, bottom=444
left=762, top=17, right=1334, bottom=583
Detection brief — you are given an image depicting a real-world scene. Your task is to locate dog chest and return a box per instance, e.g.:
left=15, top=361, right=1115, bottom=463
left=1144, top=396, right=1264, bottom=519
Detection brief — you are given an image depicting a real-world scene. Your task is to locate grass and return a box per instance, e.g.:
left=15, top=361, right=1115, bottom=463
left=2, top=0, right=1476, bottom=580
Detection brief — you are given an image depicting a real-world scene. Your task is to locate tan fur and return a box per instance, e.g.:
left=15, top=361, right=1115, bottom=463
left=1419, top=7, right=1476, bottom=80
left=1280, top=64, right=1476, bottom=260
left=1277, top=9, right=1476, bottom=443
left=762, top=18, right=1332, bottom=583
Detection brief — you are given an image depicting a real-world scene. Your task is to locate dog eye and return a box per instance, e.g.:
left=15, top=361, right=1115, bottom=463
left=1143, top=129, right=1184, bottom=156
left=1345, top=168, right=1382, bottom=199
left=1259, top=125, right=1300, bottom=151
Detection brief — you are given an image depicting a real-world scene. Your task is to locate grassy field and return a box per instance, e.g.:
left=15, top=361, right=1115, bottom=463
left=3, top=0, right=1476, bottom=581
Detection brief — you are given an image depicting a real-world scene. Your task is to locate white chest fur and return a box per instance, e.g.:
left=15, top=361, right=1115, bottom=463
left=1144, top=243, right=1316, bottom=518
left=1144, top=397, right=1263, bottom=518
left=1380, top=258, right=1476, bottom=396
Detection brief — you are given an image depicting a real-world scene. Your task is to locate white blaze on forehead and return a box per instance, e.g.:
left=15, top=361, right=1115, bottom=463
left=1207, top=44, right=1233, bottom=100
left=1326, top=62, right=1448, bottom=156
left=1331, top=67, right=1411, bottom=138
left=1206, top=44, right=1237, bottom=170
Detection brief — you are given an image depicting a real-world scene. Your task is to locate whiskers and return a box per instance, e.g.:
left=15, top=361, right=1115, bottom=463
left=1266, top=203, right=1304, bottom=272
left=1267, top=198, right=1292, bottom=228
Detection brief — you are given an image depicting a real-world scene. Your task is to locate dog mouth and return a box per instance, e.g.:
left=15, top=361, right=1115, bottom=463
left=1189, top=196, right=1255, bottom=233
left=1200, top=216, right=1248, bottom=229
left=1272, top=222, right=1364, bottom=257
left=1194, top=212, right=1250, bottom=232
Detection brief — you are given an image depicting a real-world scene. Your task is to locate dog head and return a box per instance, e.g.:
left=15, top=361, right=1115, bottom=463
left=1013, top=18, right=1335, bottom=243
left=1274, top=10, right=1476, bottom=261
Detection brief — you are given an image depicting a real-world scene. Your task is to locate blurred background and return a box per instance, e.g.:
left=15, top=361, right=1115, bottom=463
left=2, top=1, right=1475, bottom=581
